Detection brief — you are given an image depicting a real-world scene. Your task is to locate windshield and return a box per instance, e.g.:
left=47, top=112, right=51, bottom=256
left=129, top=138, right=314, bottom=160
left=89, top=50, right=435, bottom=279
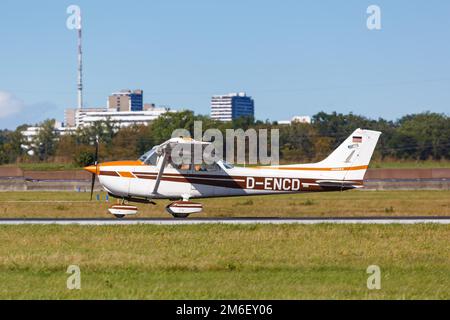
left=221, top=161, right=234, bottom=169
left=138, top=148, right=158, bottom=165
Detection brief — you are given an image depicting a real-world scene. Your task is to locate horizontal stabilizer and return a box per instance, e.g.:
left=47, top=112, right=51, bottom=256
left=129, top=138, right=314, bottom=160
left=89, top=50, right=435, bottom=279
left=316, top=180, right=363, bottom=189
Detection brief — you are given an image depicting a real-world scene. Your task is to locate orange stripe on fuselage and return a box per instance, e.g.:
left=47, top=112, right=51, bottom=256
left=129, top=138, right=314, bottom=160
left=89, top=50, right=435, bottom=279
left=100, top=161, right=144, bottom=167
left=118, top=171, right=135, bottom=178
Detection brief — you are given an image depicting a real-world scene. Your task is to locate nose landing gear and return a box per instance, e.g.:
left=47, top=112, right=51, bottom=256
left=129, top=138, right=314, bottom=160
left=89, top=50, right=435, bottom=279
left=108, top=199, right=138, bottom=219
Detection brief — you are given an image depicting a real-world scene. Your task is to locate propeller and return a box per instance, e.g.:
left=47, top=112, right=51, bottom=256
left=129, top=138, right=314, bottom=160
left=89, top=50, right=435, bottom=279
left=89, top=136, right=99, bottom=201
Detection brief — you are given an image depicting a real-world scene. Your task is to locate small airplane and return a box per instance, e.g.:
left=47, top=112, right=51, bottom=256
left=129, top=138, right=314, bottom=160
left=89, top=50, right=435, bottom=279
left=84, top=128, right=381, bottom=218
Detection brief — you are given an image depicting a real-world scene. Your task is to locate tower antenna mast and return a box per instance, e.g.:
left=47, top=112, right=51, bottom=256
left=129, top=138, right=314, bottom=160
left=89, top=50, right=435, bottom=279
left=77, top=10, right=83, bottom=109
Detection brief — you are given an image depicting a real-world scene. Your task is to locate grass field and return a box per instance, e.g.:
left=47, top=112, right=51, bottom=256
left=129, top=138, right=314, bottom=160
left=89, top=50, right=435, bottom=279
left=0, top=190, right=448, bottom=299
left=0, top=224, right=448, bottom=299
left=0, top=190, right=449, bottom=219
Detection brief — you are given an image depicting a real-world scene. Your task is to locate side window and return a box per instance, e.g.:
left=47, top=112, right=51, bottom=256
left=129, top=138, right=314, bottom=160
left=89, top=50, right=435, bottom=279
left=178, top=164, right=191, bottom=171
left=144, top=152, right=157, bottom=166
left=139, top=149, right=158, bottom=166
left=165, top=155, right=191, bottom=171
left=193, top=163, right=220, bottom=172
left=206, top=163, right=220, bottom=172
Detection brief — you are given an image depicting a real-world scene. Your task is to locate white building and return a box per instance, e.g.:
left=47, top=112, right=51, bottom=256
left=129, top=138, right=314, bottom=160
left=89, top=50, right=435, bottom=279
left=64, top=106, right=173, bottom=128
left=75, top=107, right=172, bottom=128
left=21, top=122, right=75, bottom=154
left=23, top=107, right=175, bottom=150
left=278, top=116, right=312, bottom=125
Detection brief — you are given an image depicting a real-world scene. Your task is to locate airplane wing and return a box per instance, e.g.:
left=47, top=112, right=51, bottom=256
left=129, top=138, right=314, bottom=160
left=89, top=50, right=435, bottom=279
left=158, top=137, right=211, bottom=150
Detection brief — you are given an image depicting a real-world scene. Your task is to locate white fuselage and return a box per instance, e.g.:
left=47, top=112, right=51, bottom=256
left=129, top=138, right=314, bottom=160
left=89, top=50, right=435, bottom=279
left=95, top=160, right=366, bottom=200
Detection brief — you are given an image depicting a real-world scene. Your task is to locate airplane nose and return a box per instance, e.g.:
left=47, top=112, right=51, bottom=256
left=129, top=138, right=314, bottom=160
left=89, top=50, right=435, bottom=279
left=84, top=165, right=98, bottom=174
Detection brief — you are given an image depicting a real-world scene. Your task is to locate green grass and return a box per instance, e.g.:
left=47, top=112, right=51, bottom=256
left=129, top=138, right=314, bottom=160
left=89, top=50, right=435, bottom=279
left=0, top=190, right=449, bottom=219
left=0, top=224, right=448, bottom=299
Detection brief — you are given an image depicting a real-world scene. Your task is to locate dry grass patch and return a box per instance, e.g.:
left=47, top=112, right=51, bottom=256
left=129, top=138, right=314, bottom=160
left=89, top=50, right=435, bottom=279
left=0, top=190, right=449, bottom=218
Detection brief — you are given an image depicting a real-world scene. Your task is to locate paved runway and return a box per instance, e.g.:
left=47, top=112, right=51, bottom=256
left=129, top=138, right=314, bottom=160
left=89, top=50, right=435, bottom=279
left=0, top=217, right=449, bottom=225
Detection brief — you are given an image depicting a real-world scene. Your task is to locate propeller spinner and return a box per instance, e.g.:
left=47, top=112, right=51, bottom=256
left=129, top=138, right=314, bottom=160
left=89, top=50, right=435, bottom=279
left=86, top=136, right=99, bottom=201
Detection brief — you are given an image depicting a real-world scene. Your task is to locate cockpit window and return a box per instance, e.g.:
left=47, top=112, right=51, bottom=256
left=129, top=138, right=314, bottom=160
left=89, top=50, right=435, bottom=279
left=138, top=149, right=158, bottom=166
left=222, top=161, right=234, bottom=169
left=193, top=163, right=220, bottom=172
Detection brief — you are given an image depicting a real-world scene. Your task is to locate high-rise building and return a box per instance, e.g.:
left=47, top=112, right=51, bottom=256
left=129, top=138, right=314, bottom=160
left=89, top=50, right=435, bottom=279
left=64, top=108, right=77, bottom=127
left=210, top=92, right=254, bottom=122
left=108, top=89, right=143, bottom=111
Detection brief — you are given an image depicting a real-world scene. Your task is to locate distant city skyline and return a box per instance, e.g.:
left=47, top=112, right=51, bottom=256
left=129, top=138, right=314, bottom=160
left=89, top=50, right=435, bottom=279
left=0, top=0, right=450, bottom=129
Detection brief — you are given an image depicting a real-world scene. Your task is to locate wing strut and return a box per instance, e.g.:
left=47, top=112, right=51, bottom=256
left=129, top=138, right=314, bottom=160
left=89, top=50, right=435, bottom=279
left=152, top=148, right=169, bottom=195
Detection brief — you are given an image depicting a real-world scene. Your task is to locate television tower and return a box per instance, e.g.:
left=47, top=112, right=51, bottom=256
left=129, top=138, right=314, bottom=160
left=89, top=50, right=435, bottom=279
left=77, top=11, right=83, bottom=109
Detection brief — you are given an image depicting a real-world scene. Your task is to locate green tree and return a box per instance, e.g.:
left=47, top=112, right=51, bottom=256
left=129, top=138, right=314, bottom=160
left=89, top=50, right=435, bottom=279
left=312, top=111, right=374, bottom=149
left=150, top=110, right=197, bottom=143
left=279, top=122, right=317, bottom=162
left=33, top=119, right=58, bottom=161
left=396, top=112, right=450, bottom=160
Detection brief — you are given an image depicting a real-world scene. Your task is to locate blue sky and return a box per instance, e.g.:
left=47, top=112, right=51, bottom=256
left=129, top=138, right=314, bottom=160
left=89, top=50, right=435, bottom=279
left=0, top=0, right=449, bottom=129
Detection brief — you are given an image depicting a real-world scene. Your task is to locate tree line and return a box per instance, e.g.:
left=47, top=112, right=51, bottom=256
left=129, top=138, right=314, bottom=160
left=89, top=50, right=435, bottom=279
left=0, top=111, right=449, bottom=167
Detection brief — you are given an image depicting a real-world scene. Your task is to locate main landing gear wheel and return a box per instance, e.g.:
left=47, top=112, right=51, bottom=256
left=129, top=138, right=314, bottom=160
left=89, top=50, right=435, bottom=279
left=172, top=213, right=190, bottom=219
left=166, top=201, right=203, bottom=219
left=108, top=204, right=138, bottom=219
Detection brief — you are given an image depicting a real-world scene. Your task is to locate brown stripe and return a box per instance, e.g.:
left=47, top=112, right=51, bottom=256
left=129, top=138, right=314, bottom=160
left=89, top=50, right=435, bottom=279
left=111, top=206, right=138, bottom=211
left=143, top=175, right=362, bottom=191
left=102, top=170, right=363, bottom=192
left=99, top=171, right=120, bottom=177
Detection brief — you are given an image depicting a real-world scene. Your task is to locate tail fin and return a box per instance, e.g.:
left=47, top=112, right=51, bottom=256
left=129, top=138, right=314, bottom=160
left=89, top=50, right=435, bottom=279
left=318, top=128, right=381, bottom=181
